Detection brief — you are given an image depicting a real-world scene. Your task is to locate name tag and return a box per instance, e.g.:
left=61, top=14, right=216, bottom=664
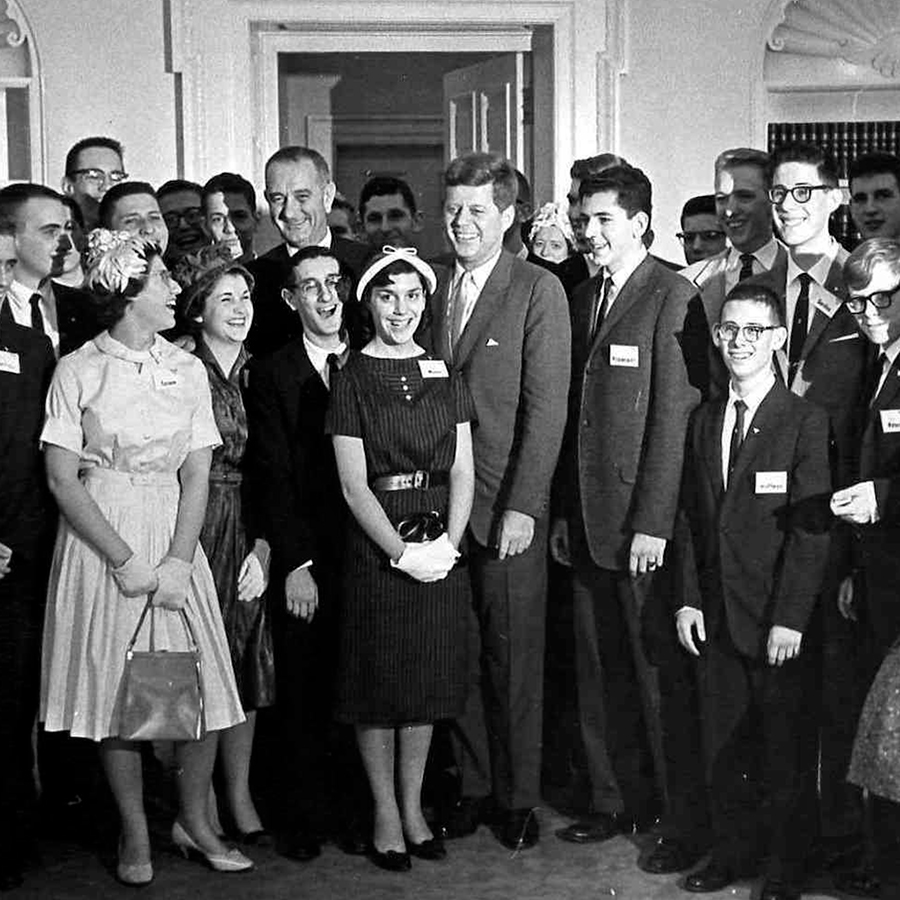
left=152, top=368, right=179, bottom=390
left=0, top=350, right=20, bottom=374
left=880, top=410, right=900, bottom=433
left=813, top=294, right=839, bottom=318
left=756, top=471, right=787, bottom=494
left=418, top=359, right=448, bottom=378
left=610, top=344, right=639, bottom=367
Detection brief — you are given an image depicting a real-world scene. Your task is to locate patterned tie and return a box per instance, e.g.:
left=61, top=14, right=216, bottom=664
left=590, top=276, right=612, bottom=340
left=29, top=293, right=45, bottom=334
left=738, top=253, right=755, bottom=282
left=449, top=271, right=475, bottom=358
left=788, top=273, right=811, bottom=381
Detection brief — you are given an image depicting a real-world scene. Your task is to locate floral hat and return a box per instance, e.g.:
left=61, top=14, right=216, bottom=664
left=84, top=228, right=156, bottom=295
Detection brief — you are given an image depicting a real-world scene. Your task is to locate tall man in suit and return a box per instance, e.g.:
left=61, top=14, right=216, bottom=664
left=428, top=152, right=570, bottom=850
left=247, top=146, right=371, bottom=358
left=550, top=165, right=711, bottom=870
left=677, top=283, right=831, bottom=900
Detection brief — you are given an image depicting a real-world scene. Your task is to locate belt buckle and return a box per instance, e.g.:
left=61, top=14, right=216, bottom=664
left=413, top=470, right=429, bottom=490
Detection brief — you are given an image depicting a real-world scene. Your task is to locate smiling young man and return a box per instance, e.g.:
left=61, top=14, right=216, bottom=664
left=99, top=182, right=169, bottom=252
left=358, top=176, right=423, bottom=251
left=676, top=282, right=831, bottom=900
left=678, top=195, right=726, bottom=266
left=61, top=136, right=126, bottom=231
left=201, top=172, right=261, bottom=265
left=849, top=152, right=900, bottom=242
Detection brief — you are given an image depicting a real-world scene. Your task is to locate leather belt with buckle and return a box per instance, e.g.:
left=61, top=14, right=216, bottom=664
left=371, top=470, right=450, bottom=491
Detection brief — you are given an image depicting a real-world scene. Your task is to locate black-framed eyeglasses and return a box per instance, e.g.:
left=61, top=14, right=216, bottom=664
left=292, top=275, right=350, bottom=303
left=676, top=230, right=726, bottom=244
left=715, top=322, right=782, bottom=343
left=162, top=209, right=205, bottom=228
left=768, top=185, right=832, bottom=205
left=69, top=168, right=128, bottom=187
left=846, top=283, right=900, bottom=314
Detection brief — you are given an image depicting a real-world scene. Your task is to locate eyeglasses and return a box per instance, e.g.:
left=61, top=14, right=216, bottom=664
left=69, top=168, right=128, bottom=187
left=162, top=209, right=205, bottom=229
left=292, top=275, right=349, bottom=303
left=767, top=185, right=832, bottom=205
left=676, top=230, right=726, bottom=243
left=716, top=322, right=782, bottom=343
left=846, top=283, right=900, bottom=314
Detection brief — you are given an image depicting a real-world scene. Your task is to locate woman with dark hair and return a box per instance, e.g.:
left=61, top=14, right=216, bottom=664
left=179, top=248, right=274, bottom=842
left=39, top=231, right=253, bottom=885
left=327, top=247, right=475, bottom=871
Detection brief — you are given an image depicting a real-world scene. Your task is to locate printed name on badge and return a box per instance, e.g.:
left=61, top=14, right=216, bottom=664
left=880, top=409, right=900, bottom=433
left=0, top=350, right=20, bottom=374
left=610, top=344, right=639, bottom=367
left=418, top=359, right=449, bottom=378
left=755, top=471, right=788, bottom=494
left=152, top=369, right=179, bottom=390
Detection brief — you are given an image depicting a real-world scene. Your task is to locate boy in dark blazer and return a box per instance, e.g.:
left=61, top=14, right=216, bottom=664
left=676, top=282, right=831, bottom=900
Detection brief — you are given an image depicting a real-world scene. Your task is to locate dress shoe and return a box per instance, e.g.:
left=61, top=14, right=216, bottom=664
left=229, top=828, right=274, bottom=848
left=115, top=837, right=153, bottom=888
left=760, top=878, right=801, bottom=900
left=683, top=860, right=736, bottom=893
left=407, top=836, right=447, bottom=860
left=556, top=813, right=618, bottom=844
left=833, top=866, right=881, bottom=898
left=640, top=837, right=704, bottom=874
left=439, top=797, right=485, bottom=840
left=171, top=821, right=254, bottom=872
left=278, top=831, right=322, bottom=862
left=491, top=809, right=539, bottom=850
left=367, top=847, right=411, bottom=872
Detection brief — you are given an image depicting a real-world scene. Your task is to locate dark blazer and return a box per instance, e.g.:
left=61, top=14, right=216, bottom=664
left=424, top=250, right=571, bottom=547
left=246, top=237, right=372, bottom=359
left=556, top=255, right=710, bottom=570
left=244, top=337, right=345, bottom=580
left=0, top=285, right=99, bottom=358
left=678, top=382, right=832, bottom=658
left=0, top=319, right=55, bottom=563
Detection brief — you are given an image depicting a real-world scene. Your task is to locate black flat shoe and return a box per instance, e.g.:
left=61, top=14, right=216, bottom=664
left=640, top=837, right=704, bottom=874
left=438, top=797, right=485, bottom=840
left=556, top=813, right=618, bottom=844
left=491, top=809, right=539, bottom=850
left=407, top=837, right=447, bottom=860
left=683, top=860, right=735, bottom=893
left=231, top=828, right=274, bottom=848
left=278, top=831, right=321, bottom=863
left=367, top=848, right=411, bottom=872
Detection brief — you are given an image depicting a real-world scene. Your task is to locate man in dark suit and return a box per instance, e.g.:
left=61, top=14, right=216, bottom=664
left=246, top=146, right=371, bottom=359
left=0, top=225, right=55, bottom=891
left=677, top=282, right=831, bottom=900
left=426, top=152, right=570, bottom=850
left=245, top=245, right=365, bottom=861
left=550, top=165, right=711, bottom=870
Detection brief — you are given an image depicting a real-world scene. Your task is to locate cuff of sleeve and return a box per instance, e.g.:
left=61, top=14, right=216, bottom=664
left=861, top=480, right=879, bottom=523
left=290, top=561, right=313, bottom=575
left=39, top=419, right=83, bottom=454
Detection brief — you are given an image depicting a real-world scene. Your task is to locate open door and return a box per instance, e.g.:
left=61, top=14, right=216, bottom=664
left=443, top=53, right=526, bottom=171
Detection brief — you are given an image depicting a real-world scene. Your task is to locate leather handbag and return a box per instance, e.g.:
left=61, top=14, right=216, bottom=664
left=118, top=599, right=205, bottom=741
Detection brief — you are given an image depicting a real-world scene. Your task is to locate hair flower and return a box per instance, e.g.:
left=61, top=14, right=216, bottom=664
left=84, top=228, right=155, bottom=295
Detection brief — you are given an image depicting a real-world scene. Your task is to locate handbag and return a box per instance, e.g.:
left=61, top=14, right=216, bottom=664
left=118, top=598, right=205, bottom=741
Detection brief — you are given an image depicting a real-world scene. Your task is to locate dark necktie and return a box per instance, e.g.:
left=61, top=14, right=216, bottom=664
left=869, top=353, right=889, bottom=407
left=590, top=276, right=612, bottom=340
left=738, top=253, right=755, bottom=282
left=788, top=273, right=811, bottom=381
left=727, top=399, right=747, bottom=485
left=325, top=347, right=349, bottom=387
left=29, top=293, right=45, bottom=334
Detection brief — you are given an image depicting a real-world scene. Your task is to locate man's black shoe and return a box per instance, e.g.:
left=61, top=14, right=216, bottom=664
left=367, top=848, right=411, bottom=872
left=278, top=831, right=322, bottom=862
left=640, top=837, right=704, bottom=874
left=556, top=813, right=619, bottom=844
left=760, top=878, right=801, bottom=900
left=491, top=809, right=539, bottom=850
left=683, top=860, right=736, bottom=893
left=833, top=866, right=881, bottom=898
left=439, top=797, right=485, bottom=840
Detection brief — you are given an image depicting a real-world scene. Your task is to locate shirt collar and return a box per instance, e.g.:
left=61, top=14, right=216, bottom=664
left=94, top=329, right=165, bottom=364
left=303, top=332, right=346, bottom=372
left=728, top=370, right=776, bottom=416
left=880, top=336, right=900, bottom=368
left=8, top=279, right=51, bottom=309
left=454, top=246, right=503, bottom=294
left=606, top=246, right=647, bottom=291
left=195, top=335, right=248, bottom=383
left=726, top=236, right=780, bottom=272
left=786, top=237, right=841, bottom=287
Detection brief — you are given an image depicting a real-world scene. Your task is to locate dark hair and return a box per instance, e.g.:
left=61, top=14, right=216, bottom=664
left=0, top=183, right=65, bottom=227
left=98, top=181, right=158, bottom=228
left=681, top=194, right=717, bottom=223
left=65, top=136, right=123, bottom=175
left=579, top=164, right=653, bottom=223
left=359, top=176, right=417, bottom=217
left=0, top=218, right=15, bottom=238
left=444, top=152, right=518, bottom=211
left=202, top=172, right=257, bottom=213
left=177, top=262, right=255, bottom=333
left=570, top=154, right=627, bottom=181
left=60, top=194, right=85, bottom=230
left=283, top=245, right=343, bottom=289
left=358, top=259, right=432, bottom=344
left=714, top=148, right=773, bottom=187
left=771, top=142, right=839, bottom=187
left=721, top=281, right=785, bottom=327
left=157, top=179, right=203, bottom=203
left=844, top=237, right=900, bottom=293
left=265, top=146, right=331, bottom=183
left=849, top=152, right=900, bottom=191
left=88, top=241, right=164, bottom=328
left=331, top=192, right=356, bottom=216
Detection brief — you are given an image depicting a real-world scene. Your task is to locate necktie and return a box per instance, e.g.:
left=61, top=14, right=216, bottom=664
left=738, top=253, right=755, bottom=282
left=869, top=353, right=889, bottom=407
left=727, top=399, right=747, bottom=485
left=29, top=293, right=45, bottom=334
left=449, top=272, right=475, bottom=357
left=325, top=346, right=348, bottom=388
left=788, top=273, right=811, bottom=381
left=590, top=276, right=612, bottom=340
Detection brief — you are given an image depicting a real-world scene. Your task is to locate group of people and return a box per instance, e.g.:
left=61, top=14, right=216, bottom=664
left=2, top=131, right=900, bottom=900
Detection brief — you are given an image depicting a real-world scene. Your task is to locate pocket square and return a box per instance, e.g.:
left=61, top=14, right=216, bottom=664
left=486, top=338, right=499, bottom=347
left=829, top=332, right=859, bottom=343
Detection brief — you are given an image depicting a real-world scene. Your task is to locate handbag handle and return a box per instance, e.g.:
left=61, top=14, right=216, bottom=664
left=126, top=597, right=199, bottom=655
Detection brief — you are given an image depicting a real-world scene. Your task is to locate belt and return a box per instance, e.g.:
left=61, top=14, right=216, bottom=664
left=81, top=468, right=178, bottom=487
left=371, top=470, right=449, bottom=491
left=209, top=471, right=243, bottom=484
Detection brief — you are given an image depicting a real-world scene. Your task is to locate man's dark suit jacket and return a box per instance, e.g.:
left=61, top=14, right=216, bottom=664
left=246, top=238, right=372, bottom=359
left=678, top=382, right=832, bottom=659
left=425, top=250, right=571, bottom=546
left=556, top=255, right=710, bottom=571
left=0, top=285, right=100, bottom=358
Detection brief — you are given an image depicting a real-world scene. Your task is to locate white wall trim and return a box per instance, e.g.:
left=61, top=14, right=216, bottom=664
left=5, top=0, right=45, bottom=183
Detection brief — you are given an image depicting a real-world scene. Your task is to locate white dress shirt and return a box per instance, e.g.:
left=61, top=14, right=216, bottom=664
left=785, top=238, right=842, bottom=346
left=723, top=237, right=781, bottom=294
left=721, top=373, right=776, bottom=487
left=449, top=246, right=503, bottom=334
left=603, top=246, right=648, bottom=315
left=6, top=280, right=60, bottom=355
left=303, top=333, right=346, bottom=389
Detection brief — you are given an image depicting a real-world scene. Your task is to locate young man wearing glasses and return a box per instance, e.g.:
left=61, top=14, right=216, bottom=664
left=676, top=281, right=831, bottom=900
left=677, top=195, right=726, bottom=266
left=61, top=136, right=126, bottom=231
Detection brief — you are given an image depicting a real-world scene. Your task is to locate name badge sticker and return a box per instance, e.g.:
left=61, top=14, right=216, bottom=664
left=0, top=350, right=20, bottom=374
left=152, top=368, right=179, bottom=390
left=813, top=294, right=839, bottom=318
left=419, top=359, right=449, bottom=379
left=880, top=409, right=900, bottom=433
left=610, top=344, right=639, bottom=368
left=755, top=471, right=788, bottom=494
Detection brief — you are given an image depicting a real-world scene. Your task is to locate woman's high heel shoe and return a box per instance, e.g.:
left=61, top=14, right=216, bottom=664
left=116, top=838, right=154, bottom=887
left=171, top=821, right=254, bottom=873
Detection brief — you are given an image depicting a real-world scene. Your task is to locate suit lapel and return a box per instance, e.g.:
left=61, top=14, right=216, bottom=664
left=594, top=256, right=655, bottom=344
left=725, top=383, right=788, bottom=498
left=453, top=252, right=514, bottom=365
left=431, top=276, right=452, bottom=364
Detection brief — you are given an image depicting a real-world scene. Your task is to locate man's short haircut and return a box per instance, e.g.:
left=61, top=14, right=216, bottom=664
left=844, top=237, right=900, bottom=293
left=98, top=181, right=158, bottom=228
left=0, top=183, right=64, bottom=227
left=359, top=176, right=417, bottom=217
left=265, top=146, right=331, bottom=183
left=157, top=179, right=203, bottom=203
left=283, top=245, right=341, bottom=289
left=714, top=147, right=773, bottom=187
left=721, top=281, right=785, bottom=327
left=61, top=195, right=85, bottom=230
left=771, top=142, right=839, bottom=187
left=681, top=194, right=717, bottom=223
left=579, top=164, right=653, bottom=223
left=331, top=192, right=356, bottom=216
left=202, top=172, right=257, bottom=212
left=65, top=136, right=124, bottom=175
left=849, top=152, right=900, bottom=190
left=514, top=169, right=532, bottom=205
left=443, top=152, right=518, bottom=211
left=0, top=216, right=16, bottom=238
left=570, top=154, right=628, bottom=181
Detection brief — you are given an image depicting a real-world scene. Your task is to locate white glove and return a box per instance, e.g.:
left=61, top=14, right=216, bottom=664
left=111, top=553, right=159, bottom=597
left=152, top=556, right=193, bottom=610
left=392, top=533, right=460, bottom=583
left=238, top=549, right=267, bottom=602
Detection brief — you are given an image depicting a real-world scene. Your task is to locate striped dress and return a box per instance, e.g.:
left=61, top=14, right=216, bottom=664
left=326, top=351, right=474, bottom=725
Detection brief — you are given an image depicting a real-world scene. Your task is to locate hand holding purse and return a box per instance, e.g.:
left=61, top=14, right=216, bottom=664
left=153, top=556, right=194, bottom=610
